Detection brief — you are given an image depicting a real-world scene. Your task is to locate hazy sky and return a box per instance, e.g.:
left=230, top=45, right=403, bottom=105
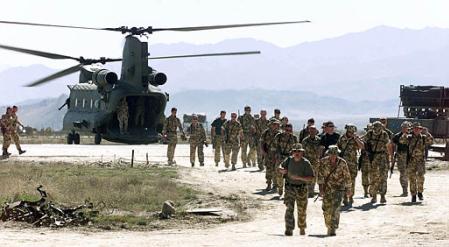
left=0, top=0, right=448, bottom=68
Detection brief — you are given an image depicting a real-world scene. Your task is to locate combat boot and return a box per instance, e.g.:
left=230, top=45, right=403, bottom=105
left=411, top=195, right=417, bottom=202
left=215, top=162, right=219, bottom=167
left=18, top=149, right=26, bottom=155
left=327, top=228, right=336, bottom=236
left=349, top=196, right=354, bottom=206
left=243, top=163, right=247, bottom=168
left=371, top=194, right=377, bottom=204
left=231, top=164, right=236, bottom=171
left=343, top=197, right=349, bottom=206
left=284, top=229, right=293, bottom=236
left=191, top=162, right=194, bottom=167
left=380, top=195, right=387, bottom=204
left=363, top=186, right=369, bottom=198
left=2, top=148, right=9, bottom=158
left=200, top=162, right=204, bottom=167
left=400, top=187, right=408, bottom=197
left=299, top=228, right=306, bottom=235
left=278, top=188, right=283, bottom=197
left=265, top=183, right=272, bottom=192
left=418, top=192, right=424, bottom=201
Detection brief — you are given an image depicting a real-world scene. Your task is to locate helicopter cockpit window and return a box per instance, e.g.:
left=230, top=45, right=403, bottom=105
left=90, top=99, right=93, bottom=109
left=82, top=98, right=86, bottom=109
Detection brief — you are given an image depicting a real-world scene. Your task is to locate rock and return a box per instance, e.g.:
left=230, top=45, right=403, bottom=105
left=160, top=200, right=176, bottom=219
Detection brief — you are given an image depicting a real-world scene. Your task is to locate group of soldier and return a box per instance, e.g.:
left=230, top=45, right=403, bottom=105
left=1, top=106, right=26, bottom=158
left=162, top=106, right=434, bottom=237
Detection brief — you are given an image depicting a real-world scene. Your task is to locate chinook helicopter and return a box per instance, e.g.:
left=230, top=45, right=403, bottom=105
left=0, top=20, right=309, bottom=144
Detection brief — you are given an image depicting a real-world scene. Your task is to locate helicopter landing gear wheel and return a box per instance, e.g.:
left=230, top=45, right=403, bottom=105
left=94, top=133, right=102, bottom=145
left=73, top=133, right=81, bottom=145
left=67, top=133, right=74, bottom=144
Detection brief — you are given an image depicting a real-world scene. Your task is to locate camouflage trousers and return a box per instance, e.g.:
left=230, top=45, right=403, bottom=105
left=369, top=153, right=388, bottom=196
left=166, top=134, right=178, bottom=163
left=118, top=115, right=128, bottom=133
left=190, top=142, right=204, bottom=164
left=255, top=141, right=264, bottom=170
left=396, top=152, right=408, bottom=190
left=322, top=190, right=344, bottom=230
left=284, top=184, right=308, bottom=230
left=275, top=155, right=289, bottom=195
left=361, top=155, right=370, bottom=188
left=345, top=161, right=358, bottom=201
left=307, top=159, right=320, bottom=196
left=224, top=141, right=240, bottom=167
left=2, top=132, right=11, bottom=149
left=407, top=157, right=425, bottom=195
left=11, top=131, right=21, bottom=151
left=264, top=151, right=277, bottom=186
left=212, top=136, right=225, bottom=164
left=240, top=133, right=256, bottom=166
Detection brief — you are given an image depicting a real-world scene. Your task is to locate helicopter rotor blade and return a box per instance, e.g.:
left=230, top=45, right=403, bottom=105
left=151, top=20, right=310, bottom=32
left=26, top=64, right=83, bottom=87
left=0, top=43, right=79, bottom=61
left=0, top=20, right=113, bottom=32
left=148, top=51, right=261, bottom=60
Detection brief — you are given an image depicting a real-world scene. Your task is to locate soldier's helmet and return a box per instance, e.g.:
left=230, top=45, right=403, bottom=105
left=345, top=124, right=357, bottom=133
left=364, top=123, right=373, bottom=131
left=412, top=122, right=423, bottom=129
left=401, top=121, right=411, bottom=128
left=269, top=118, right=281, bottom=125
left=327, top=145, right=340, bottom=155
left=244, top=106, right=251, bottom=111
left=373, top=121, right=383, bottom=132
left=291, top=143, right=305, bottom=153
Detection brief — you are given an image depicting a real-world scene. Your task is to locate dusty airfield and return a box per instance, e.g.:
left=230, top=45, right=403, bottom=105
left=0, top=144, right=448, bottom=247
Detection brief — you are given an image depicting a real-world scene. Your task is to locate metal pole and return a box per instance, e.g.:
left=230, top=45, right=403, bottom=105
left=131, top=149, right=134, bottom=168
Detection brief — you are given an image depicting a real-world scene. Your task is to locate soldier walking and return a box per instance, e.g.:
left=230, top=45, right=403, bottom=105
left=317, top=145, right=352, bottom=236
left=278, top=143, right=314, bottom=236
left=188, top=115, right=207, bottom=167
left=1, top=107, right=12, bottom=157
left=211, top=111, right=227, bottom=166
left=239, top=106, right=257, bottom=168
left=299, top=118, right=315, bottom=142
left=223, top=113, right=243, bottom=170
left=260, top=119, right=281, bottom=191
left=162, top=107, right=186, bottom=165
left=10, top=106, right=26, bottom=155
left=255, top=110, right=269, bottom=170
left=399, top=122, right=433, bottom=202
left=117, top=98, right=129, bottom=134
left=301, top=125, right=321, bottom=198
left=364, top=121, right=391, bottom=204
left=337, top=124, right=363, bottom=206
left=391, top=121, right=411, bottom=196
left=359, top=123, right=373, bottom=197
left=319, top=121, right=340, bottom=154
left=271, top=109, right=281, bottom=121
left=272, top=123, right=297, bottom=196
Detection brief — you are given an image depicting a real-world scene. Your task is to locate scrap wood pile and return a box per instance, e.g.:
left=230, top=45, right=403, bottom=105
left=1, top=185, right=97, bottom=227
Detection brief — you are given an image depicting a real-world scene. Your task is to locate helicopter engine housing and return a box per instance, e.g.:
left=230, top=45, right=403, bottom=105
left=92, top=69, right=118, bottom=88
left=148, top=71, right=167, bottom=86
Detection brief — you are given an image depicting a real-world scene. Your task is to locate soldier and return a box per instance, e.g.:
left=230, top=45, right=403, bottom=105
left=255, top=109, right=269, bottom=170
left=319, top=121, right=340, bottom=155
left=359, top=123, right=373, bottom=198
left=299, top=118, right=315, bottom=142
left=260, top=119, right=281, bottom=191
left=302, top=125, right=321, bottom=198
left=223, top=113, right=243, bottom=170
left=317, top=145, right=352, bottom=236
left=379, top=117, right=394, bottom=139
left=134, top=97, right=146, bottom=127
left=337, top=124, right=364, bottom=206
left=272, top=109, right=281, bottom=121
left=1, top=107, right=12, bottom=157
left=391, top=121, right=411, bottom=196
left=162, top=107, right=186, bottom=165
left=278, top=143, right=314, bottom=236
left=239, top=106, right=257, bottom=168
left=188, top=115, right=207, bottom=167
left=272, top=123, right=298, bottom=196
left=399, top=122, right=433, bottom=202
left=10, top=106, right=26, bottom=155
left=117, top=98, right=129, bottom=134
left=280, top=116, right=289, bottom=132
left=364, top=121, right=391, bottom=204
left=211, top=111, right=227, bottom=167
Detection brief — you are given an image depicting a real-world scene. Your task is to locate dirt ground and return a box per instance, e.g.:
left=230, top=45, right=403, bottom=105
left=1, top=144, right=448, bottom=246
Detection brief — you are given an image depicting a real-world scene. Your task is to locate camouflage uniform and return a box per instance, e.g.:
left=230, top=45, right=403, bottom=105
left=317, top=149, right=352, bottom=235
left=188, top=122, right=207, bottom=166
left=281, top=151, right=314, bottom=235
left=1, top=113, right=12, bottom=155
left=10, top=114, right=24, bottom=152
left=359, top=149, right=371, bottom=197
left=223, top=120, right=242, bottom=169
left=255, top=117, right=269, bottom=169
left=399, top=128, right=433, bottom=197
left=239, top=113, right=256, bottom=167
left=364, top=124, right=390, bottom=203
left=117, top=99, right=129, bottom=134
left=163, top=115, right=184, bottom=165
left=211, top=117, right=226, bottom=165
left=261, top=123, right=280, bottom=188
left=337, top=132, right=361, bottom=204
left=392, top=130, right=410, bottom=195
left=302, top=135, right=321, bottom=197
left=272, top=131, right=297, bottom=195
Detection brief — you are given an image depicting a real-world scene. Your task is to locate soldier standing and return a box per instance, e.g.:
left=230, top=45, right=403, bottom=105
left=223, top=113, right=243, bottom=170
left=271, top=109, right=281, bottom=121
left=255, top=110, right=269, bottom=170
left=272, top=123, right=298, bottom=196
left=379, top=117, right=394, bottom=139
left=260, top=119, right=281, bottom=191
left=319, top=121, right=340, bottom=155
left=301, top=125, right=321, bottom=198
left=1, top=107, right=12, bottom=157
left=134, top=97, right=146, bottom=127
left=399, top=122, right=433, bottom=202
left=364, top=121, right=391, bottom=204
left=188, top=115, right=207, bottom=167
left=317, top=145, right=352, bottom=236
left=337, top=124, right=363, bottom=206
left=299, top=118, right=315, bottom=143
left=117, top=98, right=129, bottom=134
left=278, top=143, right=314, bottom=236
left=359, top=123, right=373, bottom=198
left=10, top=106, right=26, bottom=155
left=162, top=107, right=186, bottom=165
left=280, top=116, right=289, bottom=132
left=239, top=106, right=257, bottom=168
left=391, top=121, right=411, bottom=196
left=211, top=111, right=227, bottom=167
